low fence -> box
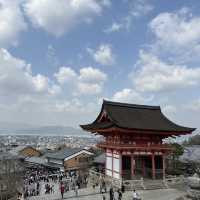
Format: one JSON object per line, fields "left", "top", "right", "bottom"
{"left": 123, "top": 178, "right": 145, "bottom": 190}
{"left": 89, "top": 169, "right": 185, "bottom": 190}
{"left": 164, "top": 175, "right": 185, "bottom": 188}
{"left": 89, "top": 170, "right": 144, "bottom": 190}
{"left": 89, "top": 170, "right": 121, "bottom": 188}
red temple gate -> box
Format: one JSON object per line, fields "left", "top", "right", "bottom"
{"left": 81, "top": 100, "right": 195, "bottom": 180}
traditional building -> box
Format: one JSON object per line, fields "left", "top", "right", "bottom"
{"left": 45, "top": 148, "right": 94, "bottom": 173}
{"left": 9, "top": 145, "right": 41, "bottom": 157}
{"left": 80, "top": 100, "right": 195, "bottom": 180}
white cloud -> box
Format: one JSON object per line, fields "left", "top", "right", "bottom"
{"left": 32, "top": 74, "right": 49, "bottom": 92}
{"left": 0, "top": 48, "right": 55, "bottom": 99}
{"left": 88, "top": 44, "right": 115, "bottom": 66}
{"left": 77, "top": 82, "right": 102, "bottom": 95}
{"left": 0, "top": 49, "right": 102, "bottom": 126}
{"left": 104, "top": 22, "right": 123, "bottom": 33}
{"left": 150, "top": 8, "right": 200, "bottom": 48}
{"left": 131, "top": 51, "right": 200, "bottom": 93}
{"left": 103, "top": 0, "right": 154, "bottom": 34}
{"left": 186, "top": 99, "right": 200, "bottom": 112}
{"left": 129, "top": 0, "right": 154, "bottom": 18}
{"left": 54, "top": 67, "right": 77, "bottom": 84}
{"left": 24, "top": 0, "right": 109, "bottom": 37}
{"left": 54, "top": 66, "right": 107, "bottom": 95}
{"left": 101, "top": 0, "right": 111, "bottom": 7}
{"left": 112, "top": 88, "right": 145, "bottom": 104}
{"left": 162, "top": 105, "right": 177, "bottom": 115}
{"left": 0, "top": 0, "right": 27, "bottom": 47}
{"left": 149, "top": 8, "right": 200, "bottom": 63}
{"left": 79, "top": 67, "right": 107, "bottom": 83}
{"left": 48, "top": 84, "right": 61, "bottom": 96}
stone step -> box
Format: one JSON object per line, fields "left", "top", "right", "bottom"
{"left": 144, "top": 181, "right": 167, "bottom": 190}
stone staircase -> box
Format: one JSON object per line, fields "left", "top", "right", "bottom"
{"left": 144, "top": 179, "right": 168, "bottom": 190}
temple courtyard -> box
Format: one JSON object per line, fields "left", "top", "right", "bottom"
{"left": 27, "top": 186, "right": 188, "bottom": 200}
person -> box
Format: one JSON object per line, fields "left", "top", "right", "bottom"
{"left": 102, "top": 180, "right": 106, "bottom": 193}
{"left": 118, "top": 189, "right": 122, "bottom": 200}
{"left": 121, "top": 183, "right": 125, "bottom": 193}
{"left": 114, "top": 190, "right": 118, "bottom": 200}
{"left": 75, "top": 184, "right": 78, "bottom": 197}
{"left": 60, "top": 182, "right": 65, "bottom": 199}
{"left": 132, "top": 189, "right": 140, "bottom": 200}
{"left": 109, "top": 187, "right": 114, "bottom": 200}
{"left": 102, "top": 194, "right": 106, "bottom": 200}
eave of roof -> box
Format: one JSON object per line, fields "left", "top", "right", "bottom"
{"left": 80, "top": 100, "right": 196, "bottom": 134}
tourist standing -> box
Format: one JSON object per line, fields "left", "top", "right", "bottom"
{"left": 132, "top": 189, "right": 140, "bottom": 200}
{"left": 60, "top": 182, "right": 65, "bottom": 199}
{"left": 109, "top": 187, "right": 114, "bottom": 200}
{"left": 118, "top": 189, "right": 122, "bottom": 200}
{"left": 75, "top": 184, "right": 78, "bottom": 197}
{"left": 121, "top": 183, "right": 125, "bottom": 193}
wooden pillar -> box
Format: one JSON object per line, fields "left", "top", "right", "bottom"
{"left": 151, "top": 154, "right": 156, "bottom": 179}
{"left": 131, "top": 154, "right": 135, "bottom": 179}
{"left": 162, "top": 154, "right": 166, "bottom": 180}
{"left": 142, "top": 157, "right": 145, "bottom": 177}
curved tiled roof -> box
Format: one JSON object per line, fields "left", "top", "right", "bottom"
{"left": 80, "top": 100, "right": 195, "bottom": 134}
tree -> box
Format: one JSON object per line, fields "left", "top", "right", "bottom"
{"left": 183, "top": 134, "right": 200, "bottom": 146}
{"left": 170, "top": 143, "right": 184, "bottom": 170}
{"left": 171, "top": 143, "right": 184, "bottom": 158}
{"left": 0, "top": 153, "right": 23, "bottom": 200}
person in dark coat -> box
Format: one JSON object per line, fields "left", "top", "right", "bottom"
{"left": 121, "top": 183, "right": 125, "bottom": 193}
{"left": 109, "top": 187, "right": 114, "bottom": 200}
{"left": 118, "top": 189, "right": 122, "bottom": 200}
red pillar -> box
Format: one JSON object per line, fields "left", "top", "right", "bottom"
{"left": 162, "top": 154, "right": 166, "bottom": 180}
{"left": 131, "top": 154, "right": 135, "bottom": 179}
{"left": 152, "top": 154, "right": 156, "bottom": 179}
{"left": 142, "top": 157, "right": 145, "bottom": 177}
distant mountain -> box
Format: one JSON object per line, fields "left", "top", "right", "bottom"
{"left": 0, "top": 122, "right": 90, "bottom": 136}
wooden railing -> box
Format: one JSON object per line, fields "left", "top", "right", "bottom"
{"left": 89, "top": 169, "right": 122, "bottom": 188}
{"left": 97, "top": 142, "right": 172, "bottom": 150}
{"left": 88, "top": 169, "right": 145, "bottom": 190}
{"left": 89, "top": 170, "right": 186, "bottom": 190}
{"left": 123, "top": 178, "right": 145, "bottom": 190}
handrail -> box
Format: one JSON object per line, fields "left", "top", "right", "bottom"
{"left": 97, "top": 142, "right": 172, "bottom": 150}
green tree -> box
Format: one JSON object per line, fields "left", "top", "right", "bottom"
{"left": 171, "top": 143, "right": 184, "bottom": 169}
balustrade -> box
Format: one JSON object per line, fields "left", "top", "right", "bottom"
{"left": 98, "top": 141, "right": 172, "bottom": 150}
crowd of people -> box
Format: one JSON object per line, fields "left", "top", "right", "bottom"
{"left": 23, "top": 168, "right": 88, "bottom": 199}
{"left": 22, "top": 168, "right": 141, "bottom": 200}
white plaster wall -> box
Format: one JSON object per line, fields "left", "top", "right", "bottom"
{"left": 106, "top": 156, "right": 112, "bottom": 170}
{"left": 113, "top": 158, "right": 120, "bottom": 172}
{"left": 113, "top": 172, "right": 120, "bottom": 179}
{"left": 106, "top": 169, "right": 112, "bottom": 176}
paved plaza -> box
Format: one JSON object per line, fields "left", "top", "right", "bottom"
{"left": 28, "top": 186, "right": 187, "bottom": 200}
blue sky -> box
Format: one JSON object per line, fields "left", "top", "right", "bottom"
{"left": 1, "top": 0, "right": 200, "bottom": 135}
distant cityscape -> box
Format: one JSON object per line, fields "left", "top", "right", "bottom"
{"left": 0, "top": 134, "right": 99, "bottom": 151}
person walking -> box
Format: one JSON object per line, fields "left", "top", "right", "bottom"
{"left": 75, "top": 184, "right": 78, "bottom": 197}
{"left": 132, "top": 189, "right": 140, "bottom": 200}
{"left": 109, "top": 187, "right": 114, "bottom": 200}
{"left": 60, "top": 182, "right": 65, "bottom": 199}
{"left": 118, "top": 189, "right": 122, "bottom": 200}
{"left": 121, "top": 183, "right": 125, "bottom": 193}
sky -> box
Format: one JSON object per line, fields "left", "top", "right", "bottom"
{"left": 1, "top": 0, "right": 200, "bottom": 133}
